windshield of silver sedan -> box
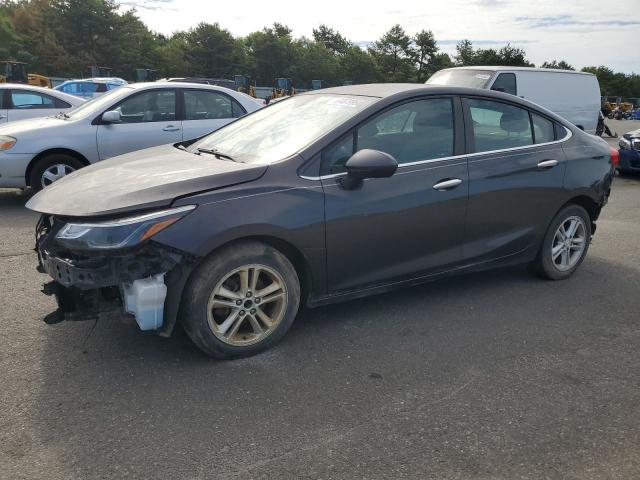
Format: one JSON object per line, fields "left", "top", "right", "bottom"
{"left": 189, "top": 94, "right": 377, "bottom": 164}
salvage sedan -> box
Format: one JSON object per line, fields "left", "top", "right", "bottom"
{"left": 27, "top": 84, "right": 616, "bottom": 359}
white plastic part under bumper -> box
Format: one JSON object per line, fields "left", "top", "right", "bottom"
{"left": 121, "top": 274, "right": 167, "bottom": 331}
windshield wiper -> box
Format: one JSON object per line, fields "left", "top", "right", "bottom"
{"left": 196, "top": 147, "right": 235, "bottom": 161}
{"left": 55, "top": 112, "right": 70, "bottom": 120}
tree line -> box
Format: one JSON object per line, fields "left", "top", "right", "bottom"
{"left": 1, "top": 0, "right": 638, "bottom": 97}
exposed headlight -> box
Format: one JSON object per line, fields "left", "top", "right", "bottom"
{"left": 633, "top": 139, "right": 640, "bottom": 150}
{"left": 55, "top": 205, "right": 195, "bottom": 250}
{"left": 0, "top": 136, "right": 16, "bottom": 151}
{"left": 619, "top": 138, "right": 630, "bottom": 149}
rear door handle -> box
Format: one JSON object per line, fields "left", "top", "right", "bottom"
{"left": 433, "top": 178, "right": 463, "bottom": 191}
{"left": 163, "top": 125, "right": 180, "bottom": 132}
{"left": 537, "top": 159, "right": 559, "bottom": 169}
{"left": 0, "top": 114, "right": 5, "bottom": 119}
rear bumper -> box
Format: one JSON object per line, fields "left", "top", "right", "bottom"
{"left": 0, "top": 151, "right": 33, "bottom": 188}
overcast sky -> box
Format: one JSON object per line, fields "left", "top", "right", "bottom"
{"left": 117, "top": 0, "right": 639, "bottom": 73}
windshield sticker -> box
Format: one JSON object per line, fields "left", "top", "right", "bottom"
{"left": 475, "top": 74, "right": 491, "bottom": 80}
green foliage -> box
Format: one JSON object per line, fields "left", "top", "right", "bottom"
{"left": 541, "top": 60, "right": 575, "bottom": 70}
{"left": 312, "top": 25, "right": 350, "bottom": 55}
{"left": 368, "top": 24, "right": 414, "bottom": 82}
{"left": 582, "top": 66, "right": 640, "bottom": 98}
{"left": 0, "top": 0, "right": 637, "bottom": 96}
{"left": 455, "top": 40, "right": 533, "bottom": 67}
{"left": 413, "top": 29, "right": 437, "bottom": 82}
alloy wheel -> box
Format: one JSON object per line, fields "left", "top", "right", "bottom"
{"left": 207, "top": 264, "right": 288, "bottom": 346}
{"left": 551, "top": 216, "right": 587, "bottom": 272}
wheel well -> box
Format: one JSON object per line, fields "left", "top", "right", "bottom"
{"left": 565, "top": 195, "right": 601, "bottom": 223}
{"left": 25, "top": 148, "right": 90, "bottom": 187}
{"left": 201, "top": 236, "right": 314, "bottom": 305}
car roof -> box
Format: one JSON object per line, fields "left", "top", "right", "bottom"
{"left": 304, "top": 83, "right": 533, "bottom": 99}
{"left": 60, "top": 78, "right": 126, "bottom": 84}
{"left": 309, "top": 83, "right": 427, "bottom": 98}
{"left": 0, "top": 83, "right": 85, "bottom": 102}
{"left": 129, "top": 81, "right": 243, "bottom": 93}
{"left": 441, "top": 66, "right": 594, "bottom": 76}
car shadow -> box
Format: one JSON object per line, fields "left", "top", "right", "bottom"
{"left": 25, "top": 253, "right": 640, "bottom": 478}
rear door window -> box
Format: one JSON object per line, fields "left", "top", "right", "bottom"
{"left": 184, "top": 90, "right": 239, "bottom": 120}
{"left": 10, "top": 91, "right": 56, "bottom": 109}
{"left": 490, "top": 73, "right": 517, "bottom": 95}
{"left": 468, "top": 98, "right": 533, "bottom": 152}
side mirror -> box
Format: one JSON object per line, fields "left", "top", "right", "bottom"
{"left": 341, "top": 149, "right": 398, "bottom": 189}
{"left": 102, "top": 110, "right": 122, "bottom": 124}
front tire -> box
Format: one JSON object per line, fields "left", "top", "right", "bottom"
{"left": 29, "top": 154, "right": 84, "bottom": 191}
{"left": 181, "top": 241, "right": 301, "bottom": 359}
{"left": 530, "top": 204, "right": 591, "bottom": 280}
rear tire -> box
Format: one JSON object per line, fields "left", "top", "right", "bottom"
{"left": 29, "top": 154, "right": 84, "bottom": 191}
{"left": 180, "top": 241, "right": 300, "bottom": 359}
{"left": 530, "top": 204, "right": 591, "bottom": 280}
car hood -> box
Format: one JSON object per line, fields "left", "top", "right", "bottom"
{"left": 0, "top": 116, "right": 70, "bottom": 135}
{"left": 26, "top": 144, "right": 268, "bottom": 217}
{"left": 623, "top": 128, "right": 640, "bottom": 139}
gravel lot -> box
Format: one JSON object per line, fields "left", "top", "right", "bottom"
{"left": 1, "top": 120, "right": 639, "bottom": 480}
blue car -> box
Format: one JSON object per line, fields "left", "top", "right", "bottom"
{"left": 54, "top": 78, "right": 127, "bottom": 99}
{"left": 618, "top": 128, "right": 640, "bottom": 174}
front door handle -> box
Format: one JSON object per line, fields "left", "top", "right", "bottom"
{"left": 537, "top": 159, "right": 559, "bottom": 169}
{"left": 433, "top": 178, "right": 463, "bottom": 191}
{"left": 163, "top": 125, "right": 180, "bottom": 132}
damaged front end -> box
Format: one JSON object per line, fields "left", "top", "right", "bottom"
{"left": 35, "top": 208, "right": 198, "bottom": 336}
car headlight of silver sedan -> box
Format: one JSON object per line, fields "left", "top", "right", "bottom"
{"left": 0, "top": 136, "right": 16, "bottom": 151}
{"left": 55, "top": 205, "right": 195, "bottom": 250}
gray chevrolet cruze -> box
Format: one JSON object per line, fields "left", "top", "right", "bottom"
{"left": 28, "top": 84, "right": 616, "bottom": 358}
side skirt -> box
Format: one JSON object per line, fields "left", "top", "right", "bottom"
{"left": 306, "top": 246, "right": 536, "bottom": 308}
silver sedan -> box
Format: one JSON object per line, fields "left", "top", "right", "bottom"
{"left": 0, "top": 82, "right": 263, "bottom": 190}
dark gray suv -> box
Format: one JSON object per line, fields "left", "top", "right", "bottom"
{"left": 28, "top": 84, "right": 616, "bottom": 358}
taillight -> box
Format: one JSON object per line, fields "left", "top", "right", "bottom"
{"left": 610, "top": 148, "right": 619, "bottom": 168}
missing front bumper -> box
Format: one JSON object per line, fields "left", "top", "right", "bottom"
{"left": 36, "top": 217, "right": 197, "bottom": 334}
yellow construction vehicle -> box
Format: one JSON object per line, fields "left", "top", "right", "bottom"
{"left": 272, "top": 78, "right": 295, "bottom": 99}
{"left": 0, "top": 61, "right": 52, "bottom": 88}
{"left": 27, "top": 73, "right": 52, "bottom": 88}
{"left": 0, "top": 61, "right": 27, "bottom": 84}
{"left": 234, "top": 75, "right": 256, "bottom": 97}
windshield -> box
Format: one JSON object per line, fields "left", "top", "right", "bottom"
{"left": 63, "top": 86, "right": 134, "bottom": 120}
{"left": 190, "top": 94, "right": 377, "bottom": 164}
{"left": 427, "top": 69, "right": 494, "bottom": 89}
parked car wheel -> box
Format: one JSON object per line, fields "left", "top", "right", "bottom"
{"left": 181, "top": 241, "right": 301, "bottom": 359}
{"left": 530, "top": 204, "right": 591, "bottom": 280}
{"left": 30, "top": 154, "right": 84, "bottom": 191}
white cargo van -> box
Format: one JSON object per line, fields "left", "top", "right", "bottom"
{"left": 426, "top": 67, "right": 601, "bottom": 134}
